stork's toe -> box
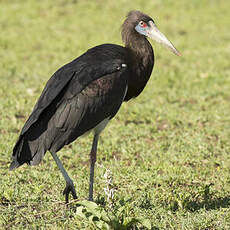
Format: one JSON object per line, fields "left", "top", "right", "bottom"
{"left": 63, "top": 181, "right": 77, "bottom": 203}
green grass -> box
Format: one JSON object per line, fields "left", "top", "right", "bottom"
{"left": 1, "top": 0, "right": 230, "bottom": 229}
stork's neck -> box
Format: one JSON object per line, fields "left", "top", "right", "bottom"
{"left": 126, "top": 37, "right": 153, "bottom": 67}
{"left": 123, "top": 36, "right": 154, "bottom": 101}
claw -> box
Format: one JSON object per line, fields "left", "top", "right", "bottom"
{"left": 63, "top": 182, "right": 77, "bottom": 203}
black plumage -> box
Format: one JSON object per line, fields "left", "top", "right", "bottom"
{"left": 10, "top": 10, "right": 180, "bottom": 202}
{"left": 10, "top": 57, "right": 128, "bottom": 168}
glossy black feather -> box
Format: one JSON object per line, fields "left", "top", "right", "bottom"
{"left": 20, "top": 56, "right": 126, "bottom": 136}
{"left": 10, "top": 10, "right": 156, "bottom": 171}
{"left": 10, "top": 54, "right": 128, "bottom": 169}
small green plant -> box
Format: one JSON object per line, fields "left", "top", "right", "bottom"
{"left": 75, "top": 200, "right": 151, "bottom": 230}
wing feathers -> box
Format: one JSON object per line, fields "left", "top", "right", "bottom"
{"left": 20, "top": 59, "right": 126, "bottom": 136}
{"left": 10, "top": 46, "right": 128, "bottom": 169}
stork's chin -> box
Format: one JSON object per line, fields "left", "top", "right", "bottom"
{"left": 147, "top": 21, "right": 181, "bottom": 56}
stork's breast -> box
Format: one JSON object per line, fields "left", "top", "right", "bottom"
{"left": 81, "top": 73, "right": 124, "bottom": 98}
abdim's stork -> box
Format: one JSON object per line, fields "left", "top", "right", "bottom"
{"left": 10, "top": 10, "right": 180, "bottom": 203}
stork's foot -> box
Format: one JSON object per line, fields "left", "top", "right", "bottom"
{"left": 88, "top": 194, "right": 93, "bottom": 202}
{"left": 63, "top": 181, "right": 77, "bottom": 203}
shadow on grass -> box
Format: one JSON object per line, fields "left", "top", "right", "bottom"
{"left": 184, "top": 196, "right": 230, "bottom": 212}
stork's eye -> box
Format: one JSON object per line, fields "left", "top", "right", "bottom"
{"left": 139, "top": 21, "right": 147, "bottom": 28}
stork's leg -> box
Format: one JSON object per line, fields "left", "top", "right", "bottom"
{"left": 89, "top": 134, "right": 99, "bottom": 201}
{"left": 50, "top": 151, "right": 77, "bottom": 203}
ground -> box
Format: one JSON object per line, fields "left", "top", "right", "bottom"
{"left": 1, "top": 0, "right": 230, "bottom": 229}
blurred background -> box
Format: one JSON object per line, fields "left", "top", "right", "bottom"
{"left": 0, "top": 0, "right": 230, "bottom": 229}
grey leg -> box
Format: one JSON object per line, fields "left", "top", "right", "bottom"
{"left": 89, "top": 134, "right": 99, "bottom": 201}
{"left": 50, "top": 151, "right": 77, "bottom": 203}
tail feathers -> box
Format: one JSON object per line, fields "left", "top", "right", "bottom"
{"left": 9, "top": 136, "right": 26, "bottom": 170}
{"left": 9, "top": 135, "right": 45, "bottom": 170}
{"left": 9, "top": 160, "right": 21, "bottom": 171}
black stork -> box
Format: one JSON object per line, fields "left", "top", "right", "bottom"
{"left": 10, "top": 10, "right": 180, "bottom": 203}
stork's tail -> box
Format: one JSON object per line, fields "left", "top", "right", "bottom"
{"left": 9, "top": 136, "right": 26, "bottom": 170}
{"left": 9, "top": 159, "right": 21, "bottom": 170}
{"left": 9, "top": 135, "right": 45, "bottom": 170}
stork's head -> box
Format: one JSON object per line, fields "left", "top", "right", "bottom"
{"left": 122, "top": 10, "right": 181, "bottom": 56}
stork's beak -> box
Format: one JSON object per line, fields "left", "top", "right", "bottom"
{"left": 147, "top": 21, "right": 181, "bottom": 56}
